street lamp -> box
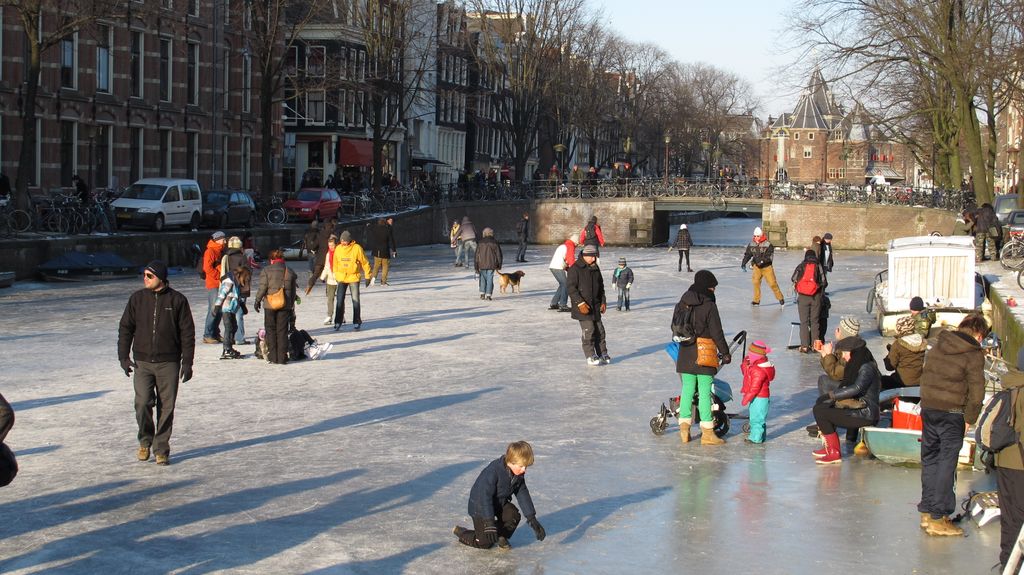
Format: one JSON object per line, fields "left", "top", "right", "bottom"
{"left": 553, "top": 143, "right": 567, "bottom": 181}
{"left": 701, "top": 139, "right": 710, "bottom": 180}
{"left": 663, "top": 133, "right": 671, "bottom": 184}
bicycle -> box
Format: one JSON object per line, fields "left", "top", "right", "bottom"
{"left": 1000, "top": 231, "right": 1024, "bottom": 270}
{"left": 0, "top": 198, "right": 31, "bottom": 236}
{"left": 259, "top": 195, "right": 287, "bottom": 225}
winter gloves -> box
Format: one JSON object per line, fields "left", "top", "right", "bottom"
{"left": 180, "top": 365, "right": 193, "bottom": 383}
{"left": 740, "top": 265, "right": 748, "bottom": 272}
{"left": 120, "top": 358, "right": 136, "bottom": 377}
{"left": 254, "top": 301, "right": 262, "bottom": 313}
{"left": 527, "top": 515, "right": 546, "bottom": 541}
{"left": 479, "top": 519, "right": 498, "bottom": 546}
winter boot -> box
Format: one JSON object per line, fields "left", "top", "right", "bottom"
{"left": 815, "top": 432, "right": 842, "bottom": 464}
{"left": 920, "top": 513, "right": 931, "bottom": 530}
{"left": 679, "top": 419, "right": 691, "bottom": 443}
{"left": 812, "top": 434, "right": 829, "bottom": 459}
{"left": 700, "top": 421, "right": 726, "bottom": 445}
{"left": 925, "top": 516, "right": 964, "bottom": 537}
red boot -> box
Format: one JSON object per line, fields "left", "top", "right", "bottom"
{"left": 815, "top": 433, "right": 842, "bottom": 465}
{"left": 811, "top": 434, "right": 828, "bottom": 459}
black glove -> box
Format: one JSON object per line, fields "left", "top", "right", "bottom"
{"left": 816, "top": 393, "right": 834, "bottom": 405}
{"left": 254, "top": 301, "right": 262, "bottom": 313}
{"left": 479, "top": 519, "right": 498, "bottom": 546}
{"left": 120, "top": 358, "right": 136, "bottom": 377}
{"left": 527, "top": 515, "right": 546, "bottom": 541}
{"left": 180, "top": 365, "right": 193, "bottom": 383}
{"left": 720, "top": 354, "right": 731, "bottom": 366}
{"left": 241, "top": 301, "right": 249, "bottom": 315}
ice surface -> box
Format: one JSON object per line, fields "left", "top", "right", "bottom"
{"left": 0, "top": 218, "right": 1004, "bottom": 573}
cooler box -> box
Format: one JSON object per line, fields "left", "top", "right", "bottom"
{"left": 892, "top": 399, "right": 923, "bottom": 431}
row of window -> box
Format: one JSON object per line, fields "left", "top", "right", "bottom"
{"left": 438, "top": 91, "right": 466, "bottom": 125}
{"left": 130, "top": 0, "right": 254, "bottom": 28}
{"left": 438, "top": 53, "right": 468, "bottom": 86}
{"left": 57, "top": 25, "right": 251, "bottom": 111}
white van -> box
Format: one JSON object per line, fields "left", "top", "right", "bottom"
{"left": 112, "top": 178, "right": 203, "bottom": 231}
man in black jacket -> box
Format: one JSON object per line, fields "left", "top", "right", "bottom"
{"left": 515, "top": 212, "right": 529, "bottom": 262}
{"left": 567, "top": 244, "right": 609, "bottom": 365}
{"left": 368, "top": 218, "right": 397, "bottom": 286}
{"left": 117, "top": 261, "right": 195, "bottom": 466}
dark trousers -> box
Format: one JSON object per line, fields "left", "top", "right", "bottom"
{"left": 579, "top": 318, "right": 607, "bottom": 358}
{"left": 457, "top": 502, "right": 521, "bottom": 548}
{"left": 812, "top": 401, "right": 873, "bottom": 436}
{"left": 999, "top": 466, "right": 1024, "bottom": 568}
{"left": 678, "top": 249, "right": 690, "bottom": 271}
{"left": 880, "top": 372, "right": 905, "bottom": 391}
{"left": 918, "top": 408, "right": 965, "bottom": 518}
{"left": 265, "top": 308, "right": 290, "bottom": 364}
{"left": 335, "top": 281, "right": 362, "bottom": 325}
{"left": 222, "top": 313, "right": 237, "bottom": 353}
{"left": 796, "top": 292, "right": 822, "bottom": 347}
{"left": 133, "top": 360, "right": 181, "bottom": 456}
{"left": 516, "top": 239, "right": 527, "bottom": 261}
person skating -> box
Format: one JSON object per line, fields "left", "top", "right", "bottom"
{"left": 918, "top": 313, "right": 987, "bottom": 536}
{"left": 213, "top": 266, "right": 251, "bottom": 359}
{"left": 458, "top": 216, "right": 478, "bottom": 269}
{"left": 219, "top": 236, "right": 251, "bottom": 345}
{"left": 740, "top": 226, "right": 785, "bottom": 306}
{"left": 117, "top": 261, "right": 195, "bottom": 465}
{"left": 331, "top": 230, "right": 371, "bottom": 331}
{"left": 671, "top": 269, "right": 731, "bottom": 445}
{"left": 475, "top": 227, "right": 502, "bottom": 300}
{"left": 547, "top": 233, "right": 577, "bottom": 312}
{"left": 741, "top": 340, "right": 775, "bottom": 444}
{"left": 567, "top": 244, "right": 609, "bottom": 365}
{"left": 611, "top": 257, "right": 634, "bottom": 311}
{"left": 316, "top": 235, "right": 338, "bottom": 324}
{"left": 791, "top": 249, "right": 826, "bottom": 353}
{"left": 515, "top": 211, "right": 530, "bottom": 262}
{"left": 453, "top": 441, "right": 545, "bottom": 550}
{"left": 254, "top": 249, "right": 298, "bottom": 364}
{"left": 671, "top": 223, "right": 693, "bottom": 272}
{"left": 368, "top": 218, "right": 397, "bottom": 286}
{"left": 201, "top": 231, "right": 227, "bottom": 343}
{"left": 578, "top": 215, "right": 605, "bottom": 257}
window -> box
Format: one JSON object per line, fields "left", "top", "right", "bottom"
{"left": 243, "top": 0, "right": 252, "bottom": 30}
{"left": 130, "top": 127, "right": 142, "bottom": 182}
{"left": 242, "top": 52, "right": 251, "bottom": 112}
{"left": 96, "top": 124, "right": 110, "bottom": 187}
{"left": 808, "top": 132, "right": 815, "bottom": 141}
{"left": 793, "top": 132, "right": 800, "bottom": 140}
{"left": 306, "top": 45, "right": 325, "bottom": 77}
{"left": 159, "top": 38, "right": 172, "bottom": 101}
{"left": 61, "top": 32, "right": 77, "bottom": 89}
{"left": 188, "top": 0, "right": 198, "bottom": 16}
{"left": 221, "top": 135, "right": 230, "bottom": 187}
{"left": 242, "top": 137, "right": 251, "bottom": 189}
{"left": 286, "top": 45, "right": 298, "bottom": 77}
{"left": 96, "top": 25, "right": 112, "bottom": 93}
{"left": 130, "top": 31, "right": 143, "bottom": 98}
{"left": 827, "top": 167, "right": 845, "bottom": 179}
{"left": 307, "top": 90, "right": 325, "bottom": 124}
{"left": 187, "top": 132, "right": 198, "bottom": 179}
{"left": 60, "top": 121, "right": 76, "bottom": 186}
{"left": 160, "top": 129, "right": 172, "bottom": 176}
{"left": 803, "top": 146, "right": 812, "bottom": 159}
{"left": 31, "top": 119, "right": 40, "bottom": 186}
{"left": 162, "top": 0, "right": 173, "bottom": 8}
{"left": 222, "top": 47, "right": 230, "bottom": 110}
{"left": 187, "top": 42, "right": 199, "bottom": 105}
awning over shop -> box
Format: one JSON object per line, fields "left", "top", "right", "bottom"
{"left": 338, "top": 139, "right": 373, "bottom": 167}
{"left": 866, "top": 166, "right": 904, "bottom": 181}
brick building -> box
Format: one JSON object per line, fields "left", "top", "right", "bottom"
{"left": 0, "top": 1, "right": 265, "bottom": 197}
{"left": 760, "top": 70, "right": 912, "bottom": 186}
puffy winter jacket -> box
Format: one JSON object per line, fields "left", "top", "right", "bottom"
{"left": 741, "top": 360, "right": 775, "bottom": 405}
{"left": 255, "top": 261, "right": 297, "bottom": 310}
{"left": 332, "top": 243, "right": 371, "bottom": 284}
{"left": 117, "top": 285, "right": 196, "bottom": 367}
{"left": 567, "top": 258, "right": 605, "bottom": 320}
{"left": 883, "top": 333, "right": 927, "bottom": 387}
{"left": 832, "top": 360, "right": 882, "bottom": 423}
{"left": 672, "top": 288, "right": 729, "bottom": 377}
{"left": 468, "top": 456, "right": 537, "bottom": 520}
{"left": 475, "top": 236, "right": 503, "bottom": 272}
{"left": 741, "top": 240, "right": 775, "bottom": 269}
{"left": 994, "top": 368, "right": 1024, "bottom": 470}
{"left": 203, "top": 239, "right": 224, "bottom": 289}
{"left": 920, "top": 329, "right": 986, "bottom": 424}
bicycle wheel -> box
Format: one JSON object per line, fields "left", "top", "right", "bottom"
{"left": 266, "top": 208, "right": 287, "bottom": 225}
{"left": 8, "top": 209, "right": 31, "bottom": 233}
{"left": 999, "top": 241, "right": 1024, "bottom": 270}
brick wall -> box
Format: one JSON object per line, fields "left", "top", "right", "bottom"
{"left": 764, "top": 201, "right": 956, "bottom": 250}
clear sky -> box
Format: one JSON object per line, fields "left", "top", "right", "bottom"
{"left": 594, "top": 0, "right": 805, "bottom": 119}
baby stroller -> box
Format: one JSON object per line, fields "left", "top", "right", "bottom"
{"left": 649, "top": 331, "right": 748, "bottom": 438}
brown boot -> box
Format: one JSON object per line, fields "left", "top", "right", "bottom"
{"left": 679, "top": 419, "right": 691, "bottom": 443}
{"left": 700, "top": 422, "right": 726, "bottom": 445}
{"left": 925, "top": 516, "right": 964, "bottom": 537}
{"left": 920, "top": 513, "right": 931, "bottom": 530}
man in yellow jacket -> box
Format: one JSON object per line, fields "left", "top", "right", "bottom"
{"left": 332, "top": 230, "right": 371, "bottom": 331}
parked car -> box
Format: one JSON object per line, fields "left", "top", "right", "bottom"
{"left": 201, "top": 190, "right": 257, "bottom": 228}
{"left": 1002, "top": 209, "right": 1024, "bottom": 235}
{"left": 112, "top": 178, "right": 203, "bottom": 231}
{"left": 282, "top": 188, "right": 342, "bottom": 222}
{"left": 995, "top": 194, "right": 1020, "bottom": 224}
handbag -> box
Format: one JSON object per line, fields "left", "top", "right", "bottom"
{"left": 265, "top": 269, "right": 290, "bottom": 311}
{"left": 696, "top": 337, "right": 719, "bottom": 369}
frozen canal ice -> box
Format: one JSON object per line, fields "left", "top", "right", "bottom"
{"left": 0, "top": 217, "right": 1004, "bottom": 573}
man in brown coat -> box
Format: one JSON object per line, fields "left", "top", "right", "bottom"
{"left": 881, "top": 333, "right": 927, "bottom": 390}
{"left": 918, "top": 313, "right": 987, "bottom": 537}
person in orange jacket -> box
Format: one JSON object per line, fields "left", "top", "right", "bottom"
{"left": 202, "top": 231, "right": 227, "bottom": 343}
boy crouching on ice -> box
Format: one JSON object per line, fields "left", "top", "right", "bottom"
{"left": 741, "top": 340, "right": 775, "bottom": 443}
{"left": 454, "top": 441, "right": 546, "bottom": 550}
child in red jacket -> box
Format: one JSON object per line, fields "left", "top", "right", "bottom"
{"left": 741, "top": 340, "right": 775, "bottom": 443}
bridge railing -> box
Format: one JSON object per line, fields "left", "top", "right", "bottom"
{"left": 441, "top": 180, "right": 973, "bottom": 212}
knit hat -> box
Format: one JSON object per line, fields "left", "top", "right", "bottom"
{"left": 339, "top": 230, "right": 352, "bottom": 243}
{"left": 909, "top": 296, "right": 925, "bottom": 311}
{"left": 569, "top": 233, "right": 580, "bottom": 244}
{"left": 228, "top": 236, "right": 242, "bottom": 249}
{"left": 748, "top": 340, "right": 772, "bottom": 357}
{"left": 838, "top": 316, "right": 860, "bottom": 339}
{"left": 835, "top": 336, "right": 866, "bottom": 352}
{"left": 618, "top": 257, "right": 626, "bottom": 265}
{"left": 693, "top": 269, "right": 718, "bottom": 290}
{"left": 679, "top": 224, "right": 687, "bottom": 229}
{"left": 145, "top": 260, "right": 168, "bottom": 282}
{"left": 212, "top": 231, "right": 226, "bottom": 241}
{"left": 753, "top": 226, "right": 763, "bottom": 237}
{"left": 581, "top": 244, "right": 599, "bottom": 256}
{"left": 823, "top": 232, "right": 833, "bottom": 240}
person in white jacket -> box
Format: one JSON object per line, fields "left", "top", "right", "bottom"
{"left": 318, "top": 235, "right": 338, "bottom": 324}
{"left": 547, "top": 233, "right": 578, "bottom": 312}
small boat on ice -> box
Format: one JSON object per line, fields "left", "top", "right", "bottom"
{"left": 37, "top": 252, "right": 138, "bottom": 281}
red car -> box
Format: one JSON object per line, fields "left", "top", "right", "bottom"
{"left": 283, "top": 188, "right": 343, "bottom": 221}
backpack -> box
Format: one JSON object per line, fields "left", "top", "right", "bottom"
{"left": 975, "top": 388, "right": 1022, "bottom": 473}
{"left": 795, "top": 262, "right": 820, "bottom": 296}
{"left": 671, "top": 304, "right": 697, "bottom": 345}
